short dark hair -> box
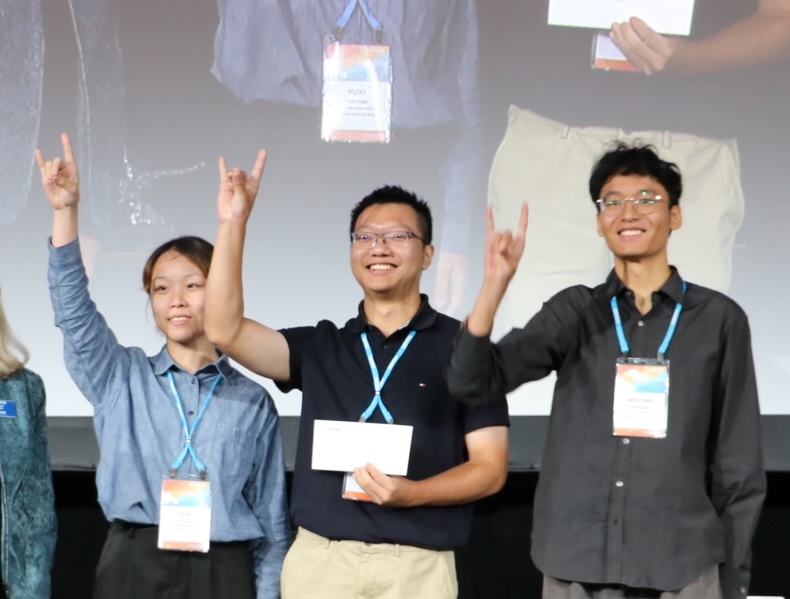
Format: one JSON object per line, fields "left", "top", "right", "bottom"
{"left": 589, "top": 142, "right": 682, "bottom": 208}
{"left": 349, "top": 185, "right": 433, "bottom": 244}
{"left": 142, "top": 236, "right": 214, "bottom": 294}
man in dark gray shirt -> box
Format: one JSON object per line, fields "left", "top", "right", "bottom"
{"left": 447, "top": 143, "right": 765, "bottom": 599}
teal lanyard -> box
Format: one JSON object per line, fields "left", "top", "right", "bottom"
{"left": 166, "top": 371, "right": 221, "bottom": 479}
{"left": 334, "top": 0, "right": 383, "bottom": 42}
{"left": 610, "top": 280, "right": 687, "bottom": 361}
{"left": 359, "top": 330, "right": 416, "bottom": 423}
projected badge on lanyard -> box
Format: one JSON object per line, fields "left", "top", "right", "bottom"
{"left": 321, "top": 0, "right": 392, "bottom": 143}
{"left": 610, "top": 281, "right": 686, "bottom": 439}
{"left": 157, "top": 372, "right": 220, "bottom": 552}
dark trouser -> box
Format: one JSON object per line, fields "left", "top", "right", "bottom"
{"left": 543, "top": 566, "right": 722, "bottom": 599}
{"left": 92, "top": 520, "right": 256, "bottom": 599}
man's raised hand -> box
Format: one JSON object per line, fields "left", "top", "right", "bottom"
{"left": 484, "top": 202, "right": 529, "bottom": 293}
{"left": 217, "top": 149, "right": 267, "bottom": 224}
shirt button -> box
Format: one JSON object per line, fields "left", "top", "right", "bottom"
{"left": 637, "top": 320, "right": 644, "bottom": 327}
{"left": 188, "top": 410, "right": 195, "bottom": 416}
{"left": 615, "top": 481, "right": 624, "bottom": 488}
{"left": 622, "top": 438, "right": 630, "bottom": 445}
{"left": 191, "top": 378, "right": 197, "bottom": 385}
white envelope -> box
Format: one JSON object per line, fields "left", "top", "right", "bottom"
{"left": 548, "top": 0, "right": 696, "bottom": 36}
{"left": 311, "top": 419, "right": 413, "bottom": 475}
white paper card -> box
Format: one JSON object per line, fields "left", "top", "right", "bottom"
{"left": 548, "top": 0, "right": 696, "bottom": 36}
{"left": 312, "top": 419, "right": 413, "bottom": 475}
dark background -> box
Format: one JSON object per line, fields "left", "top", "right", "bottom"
{"left": 50, "top": 417, "right": 790, "bottom": 598}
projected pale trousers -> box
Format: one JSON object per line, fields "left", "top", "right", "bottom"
{"left": 487, "top": 106, "right": 744, "bottom": 414}
{"left": 490, "top": 105, "right": 744, "bottom": 334}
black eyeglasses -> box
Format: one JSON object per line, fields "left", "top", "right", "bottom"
{"left": 350, "top": 231, "right": 425, "bottom": 247}
{"left": 596, "top": 193, "right": 666, "bottom": 215}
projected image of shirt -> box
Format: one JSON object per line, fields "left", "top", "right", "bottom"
{"left": 211, "top": 0, "right": 481, "bottom": 256}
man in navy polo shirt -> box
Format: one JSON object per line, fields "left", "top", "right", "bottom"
{"left": 204, "top": 150, "right": 509, "bottom": 599}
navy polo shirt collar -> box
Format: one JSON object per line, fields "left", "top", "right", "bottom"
{"left": 346, "top": 293, "right": 438, "bottom": 335}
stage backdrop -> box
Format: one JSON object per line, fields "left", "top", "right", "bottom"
{"left": 2, "top": 0, "right": 787, "bottom": 425}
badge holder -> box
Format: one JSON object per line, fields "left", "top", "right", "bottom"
{"left": 158, "top": 473, "right": 212, "bottom": 552}
{"left": 157, "top": 371, "right": 220, "bottom": 552}
{"left": 339, "top": 330, "right": 416, "bottom": 501}
{"left": 609, "top": 281, "right": 686, "bottom": 439}
{"left": 613, "top": 357, "right": 669, "bottom": 438}
{"left": 591, "top": 32, "right": 637, "bottom": 72}
{"left": 342, "top": 473, "right": 374, "bottom": 502}
{"left": 321, "top": 0, "right": 392, "bottom": 143}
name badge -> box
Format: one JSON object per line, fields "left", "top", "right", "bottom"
{"left": 321, "top": 41, "right": 392, "bottom": 143}
{"left": 158, "top": 478, "right": 212, "bottom": 552}
{"left": 613, "top": 358, "right": 669, "bottom": 438}
{"left": 342, "top": 473, "right": 374, "bottom": 502}
{"left": 0, "top": 401, "right": 17, "bottom": 418}
{"left": 591, "top": 32, "right": 637, "bottom": 72}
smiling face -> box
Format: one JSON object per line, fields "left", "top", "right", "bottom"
{"left": 350, "top": 202, "right": 434, "bottom": 301}
{"left": 597, "top": 174, "right": 682, "bottom": 267}
{"left": 149, "top": 249, "right": 209, "bottom": 349}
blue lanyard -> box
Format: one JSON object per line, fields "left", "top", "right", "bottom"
{"left": 166, "top": 371, "right": 221, "bottom": 479}
{"left": 610, "top": 280, "right": 687, "bottom": 361}
{"left": 359, "top": 330, "right": 416, "bottom": 423}
{"left": 334, "top": 0, "right": 383, "bottom": 42}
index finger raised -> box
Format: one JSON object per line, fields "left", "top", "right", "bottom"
{"left": 517, "top": 202, "right": 529, "bottom": 239}
{"left": 61, "top": 132, "right": 77, "bottom": 167}
{"left": 249, "top": 149, "right": 267, "bottom": 184}
{"left": 486, "top": 204, "right": 496, "bottom": 237}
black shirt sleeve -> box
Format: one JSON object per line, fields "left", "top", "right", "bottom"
{"left": 709, "top": 305, "right": 766, "bottom": 599}
{"left": 448, "top": 287, "right": 589, "bottom": 404}
{"left": 276, "top": 325, "right": 319, "bottom": 393}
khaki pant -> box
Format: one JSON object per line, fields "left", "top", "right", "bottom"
{"left": 489, "top": 106, "right": 744, "bottom": 414}
{"left": 281, "top": 527, "right": 458, "bottom": 599}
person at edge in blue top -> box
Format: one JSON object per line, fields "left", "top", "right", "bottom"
{"left": 203, "top": 149, "right": 510, "bottom": 599}
{"left": 0, "top": 289, "right": 57, "bottom": 598}
{"left": 447, "top": 143, "right": 765, "bottom": 599}
{"left": 37, "top": 133, "right": 289, "bottom": 599}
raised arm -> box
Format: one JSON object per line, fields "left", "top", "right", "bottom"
{"left": 204, "top": 150, "right": 291, "bottom": 381}
{"left": 39, "top": 134, "right": 131, "bottom": 407}
{"left": 466, "top": 203, "right": 528, "bottom": 336}
{"left": 611, "top": 0, "right": 790, "bottom": 75}
{"left": 36, "top": 133, "right": 79, "bottom": 246}
{"left": 352, "top": 425, "right": 508, "bottom": 507}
